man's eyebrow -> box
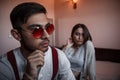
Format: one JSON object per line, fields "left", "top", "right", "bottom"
{"left": 27, "top": 24, "right": 42, "bottom": 28}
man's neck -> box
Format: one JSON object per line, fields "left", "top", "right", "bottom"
{"left": 20, "top": 47, "right": 31, "bottom": 59}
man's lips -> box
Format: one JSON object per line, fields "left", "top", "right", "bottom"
{"left": 39, "top": 39, "right": 49, "bottom": 48}
{"left": 42, "top": 42, "right": 49, "bottom": 47}
{"left": 41, "top": 40, "right": 49, "bottom": 47}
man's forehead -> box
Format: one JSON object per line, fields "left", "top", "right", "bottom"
{"left": 27, "top": 13, "right": 48, "bottom": 22}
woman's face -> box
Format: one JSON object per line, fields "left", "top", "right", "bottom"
{"left": 72, "top": 27, "right": 84, "bottom": 46}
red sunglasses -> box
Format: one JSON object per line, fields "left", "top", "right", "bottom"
{"left": 20, "top": 23, "right": 54, "bottom": 38}
{"left": 32, "top": 23, "right": 54, "bottom": 38}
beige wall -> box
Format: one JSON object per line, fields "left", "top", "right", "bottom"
{"left": 0, "top": 0, "right": 120, "bottom": 54}
{"left": 0, "top": 0, "right": 54, "bottom": 54}
{"left": 54, "top": 0, "right": 120, "bottom": 49}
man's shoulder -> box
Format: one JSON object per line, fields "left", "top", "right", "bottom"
{"left": 53, "top": 47, "right": 65, "bottom": 55}
{"left": 0, "top": 50, "right": 12, "bottom": 64}
{"left": 52, "top": 47, "right": 69, "bottom": 62}
{"left": 0, "top": 53, "right": 8, "bottom": 62}
{"left": 0, "top": 48, "right": 20, "bottom": 63}
{"left": 50, "top": 46, "right": 67, "bottom": 59}
{"left": 0, "top": 50, "right": 15, "bottom": 80}
{"left": 0, "top": 50, "right": 12, "bottom": 71}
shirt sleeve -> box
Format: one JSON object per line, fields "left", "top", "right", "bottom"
{"left": 0, "top": 55, "right": 15, "bottom": 80}
{"left": 86, "top": 41, "right": 96, "bottom": 80}
{"left": 56, "top": 49, "right": 76, "bottom": 80}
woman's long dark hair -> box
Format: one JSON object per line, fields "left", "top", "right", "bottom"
{"left": 71, "top": 23, "right": 92, "bottom": 44}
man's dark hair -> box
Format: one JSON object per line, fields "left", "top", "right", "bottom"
{"left": 10, "top": 2, "right": 47, "bottom": 29}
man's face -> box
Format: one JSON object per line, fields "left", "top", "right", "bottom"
{"left": 20, "top": 13, "right": 52, "bottom": 52}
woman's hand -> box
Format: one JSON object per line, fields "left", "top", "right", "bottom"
{"left": 66, "top": 38, "right": 73, "bottom": 48}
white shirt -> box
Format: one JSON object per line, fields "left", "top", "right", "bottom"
{"left": 65, "top": 46, "right": 85, "bottom": 72}
{"left": 0, "top": 46, "right": 75, "bottom": 80}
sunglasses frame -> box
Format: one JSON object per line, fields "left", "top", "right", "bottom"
{"left": 16, "top": 23, "right": 54, "bottom": 38}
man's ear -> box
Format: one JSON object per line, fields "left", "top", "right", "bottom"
{"left": 11, "top": 29, "right": 21, "bottom": 41}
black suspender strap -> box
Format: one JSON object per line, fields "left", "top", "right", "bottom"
{"left": 7, "top": 50, "right": 20, "bottom": 80}
{"left": 51, "top": 47, "right": 58, "bottom": 80}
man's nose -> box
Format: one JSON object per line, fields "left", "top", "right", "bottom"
{"left": 42, "top": 29, "right": 50, "bottom": 39}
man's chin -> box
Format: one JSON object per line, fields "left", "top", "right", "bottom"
{"left": 40, "top": 46, "right": 49, "bottom": 52}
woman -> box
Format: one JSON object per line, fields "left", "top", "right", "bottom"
{"left": 62, "top": 23, "right": 96, "bottom": 80}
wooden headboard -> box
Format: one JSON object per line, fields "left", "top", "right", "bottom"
{"left": 95, "top": 48, "right": 120, "bottom": 63}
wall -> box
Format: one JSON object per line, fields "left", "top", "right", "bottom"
{"left": 54, "top": 0, "right": 120, "bottom": 49}
{"left": 0, "top": 0, "right": 54, "bottom": 55}
{"left": 0, "top": 0, "right": 120, "bottom": 55}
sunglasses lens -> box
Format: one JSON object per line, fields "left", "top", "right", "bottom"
{"left": 32, "top": 28, "right": 43, "bottom": 38}
{"left": 32, "top": 24, "right": 54, "bottom": 38}
{"left": 46, "top": 24, "right": 54, "bottom": 34}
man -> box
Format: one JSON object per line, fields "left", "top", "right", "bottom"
{"left": 0, "top": 2, "right": 75, "bottom": 80}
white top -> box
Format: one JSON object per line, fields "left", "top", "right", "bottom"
{"left": 0, "top": 46, "right": 75, "bottom": 80}
{"left": 64, "top": 45, "right": 84, "bottom": 72}
{"left": 63, "top": 40, "right": 96, "bottom": 80}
